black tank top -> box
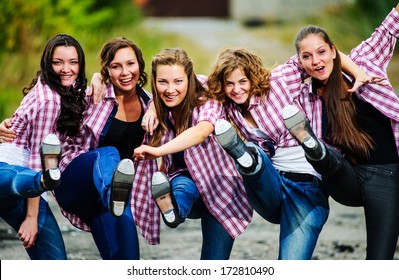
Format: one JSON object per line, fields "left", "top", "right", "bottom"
{"left": 353, "top": 94, "right": 398, "bottom": 164}
{"left": 102, "top": 117, "right": 145, "bottom": 159}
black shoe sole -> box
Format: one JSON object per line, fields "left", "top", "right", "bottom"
{"left": 152, "top": 172, "right": 180, "bottom": 228}
{"left": 110, "top": 159, "right": 135, "bottom": 217}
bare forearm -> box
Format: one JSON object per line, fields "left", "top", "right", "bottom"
{"left": 157, "top": 121, "right": 214, "bottom": 156}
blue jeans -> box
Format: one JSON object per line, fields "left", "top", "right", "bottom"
{"left": 54, "top": 146, "right": 139, "bottom": 260}
{"left": 170, "top": 174, "right": 234, "bottom": 260}
{"left": 0, "top": 162, "right": 45, "bottom": 198}
{"left": 240, "top": 143, "right": 329, "bottom": 260}
{"left": 308, "top": 146, "right": 399, "bottom": 259}
{"left": 0, "top": 195, "right": 67, "bottom": 259}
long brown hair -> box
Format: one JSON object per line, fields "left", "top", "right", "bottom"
{"left": 23, "top": 34, "right": 87, "bottom": 137}
{"left": 207, "top": 48, "right": 272, "bottom": 104}
{"left": 149, "top": 48, "right": 208, "bottom": 147}
{"left": 295, "top": 26, "right": 374, "bottom": 164}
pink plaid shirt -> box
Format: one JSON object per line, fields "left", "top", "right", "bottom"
{"left": 57, "top": 83, "right": 152, "bottom": 232}
{"left": 9, "top": 78, "right": 61, "bottom": 171}
{"left": 227, "top": 8, "right": 399, "bottom": 164}
{"left": 130, "top": 99, "right": 253, "bottom": 245}
{"left": 287, "top": 7, "right": 399, "bottom": 155}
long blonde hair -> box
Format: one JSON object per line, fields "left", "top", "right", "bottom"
{"left": 149, "top": 48, "right": 209, "bottom": 147}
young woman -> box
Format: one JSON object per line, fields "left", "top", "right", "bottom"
{"left": 51, "top": 37, "right": 154, "bottom": 260}
{"left": 0, "top": 33, "right": 89, "bottom": 259}
{"left": 208, "top": 48, "right": 329, "bottom": 260}
{"left": 282, "top": 4, "right": 399, "bottom": 259}
{"left": 206, "top": 29, "right": 381, "bottom": 259}
{"left": 132, "top": 48, "right": 252, "bottom": 260}
{"left": 1, "top": 37, "right": 152, "bottom": 259}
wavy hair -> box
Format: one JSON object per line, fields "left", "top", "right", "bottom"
{"left": 206, "top": 48, "right": 272, "bottom": 104}
{"left": 23, "top": 34, "right": 87, "bottom": 137}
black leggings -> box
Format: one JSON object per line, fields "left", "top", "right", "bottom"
{"left": 308, "top": 146, "right": 399, "bottom": 260}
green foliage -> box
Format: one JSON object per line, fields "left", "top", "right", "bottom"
{"left": 0, "top": 0, "right": 142, "bottom": 53}
{"left": 355, "top": 0, "right": 398, "bottom": 28}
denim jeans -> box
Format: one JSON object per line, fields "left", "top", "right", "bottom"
{"left": 0, "top": 162, "right": 45, "bottom": 198}
{"left": 54, "top": 146, "right": 139, "bottom": 260}
{"left": 0, "top": 195, "right": 67, "bottom": 259}
{"left": 170, "top": 174, "right": 234, "bottom": 260}
{"left": 240, "top": 143, "right": 329, "bottom": 260}
{"left": 308, "top": 146, "right": 399, "bottom": 259}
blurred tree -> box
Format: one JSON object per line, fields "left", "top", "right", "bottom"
{"left": 0, "top": 0, "right": 142, "bottom": 54}
{"left": 355, "top": 0, "right": 397, "bottom": 28}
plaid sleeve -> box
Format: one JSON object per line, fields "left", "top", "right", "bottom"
{"left": 192, "top": 99, "right": 224, "bottom": 126}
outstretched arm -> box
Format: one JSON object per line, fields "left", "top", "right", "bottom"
{"left": 134, "top": 120, "right": 214, "bottom": 160}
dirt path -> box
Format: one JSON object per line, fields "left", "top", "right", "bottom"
{"left": 0, "top": 194, "right": 375, "bottom": 260}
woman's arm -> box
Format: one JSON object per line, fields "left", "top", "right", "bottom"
{"left": 18, "top": 197, "right": 40, "bottom": 249}
{"left": 340, "top": 51, "right": 386, "bottom": 92}
{"left": 134, "top": 120, "right": 214, "bottom": 160}
{"left": 141, "top": 102, "right": 159, "bottom": 136}
{"left": 86, "top": 72, "right": 107, "bottom": 104}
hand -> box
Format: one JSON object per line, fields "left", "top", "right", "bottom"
{"left": 134, "top": 145, "right": 160, "bottom": 161}
{"left": 348, "top": 74, "right": 388, "bottom": 93}
{"left": 141, "top": 110, "right": 159, "bottom": 136}
{"left": 86, "top": 72, "right": 107, "bottom": 104}
{"left": 0, "top": 118, "right": 16, "bottom": 143}
{"left": 18, "top": 217, "right": 38, "bottom": 250}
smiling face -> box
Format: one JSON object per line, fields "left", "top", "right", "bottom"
{"left": 224, "top": 68, "right": 251, "bottom": 105}
{"left": 107, "top": 47, "right": 140, "bottom": 95}
{"left": 51, "top": 46, "right": 79, "bottom": 87}
{"left": 297, "top": 34, "right": 336, "bottom": 84}
{"left": 155, "top": 64, "right": 188, "bottom": 109}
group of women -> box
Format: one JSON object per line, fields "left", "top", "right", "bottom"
{"left": 0, "top": 3, "right": 398, "bottom": 260}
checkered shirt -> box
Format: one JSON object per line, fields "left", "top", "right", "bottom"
{"left": 9, "top": 78, "right": 61, "bottom": 171}
{"left": 130, "top": 99, "right": 253, "bottom": 245}
{"left": 227, "top": 8, "right": 399, "bottom": 165}
{"left": 57, "top": 83, "right": 152, "bottom": 232}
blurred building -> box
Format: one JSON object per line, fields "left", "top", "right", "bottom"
{"left": 136, "top": 0, "right": 229, "bottom": 17}
{"left": 138, "top": 0, "right": 349, "bottom": 21}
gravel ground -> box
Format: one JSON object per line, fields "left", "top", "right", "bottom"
{"left": 2, "top": 193, "right": 398, "bottom": 260}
